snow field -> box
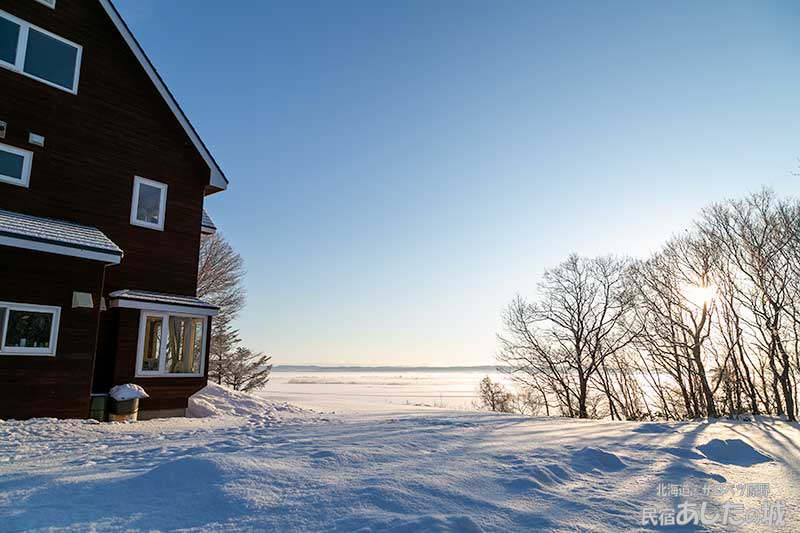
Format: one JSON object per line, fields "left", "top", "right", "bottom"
{"left": 0, "top": 385, "right": 797, "bottom": 532}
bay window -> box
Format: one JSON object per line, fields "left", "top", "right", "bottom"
{"left": 136, "top": 311, "right": 206, "bottom": 377}
{"left": 0, "top": 301, "right": 60, "bottom": 356}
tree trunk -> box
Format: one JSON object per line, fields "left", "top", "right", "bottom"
{"left": 692, "top": 342, "right": 718, "bottom": 418}
{"left": 578, "top": 376, "right": 589, "bottom": 419}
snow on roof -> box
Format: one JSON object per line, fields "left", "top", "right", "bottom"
{"left": 0, "top": 208, "right": 123, "bottom": 263}
{"left": 109, "top": 289, "right": 219, "bottom": 312}
{"left": 201, "top": 209, "right": 217, "bottom": 234}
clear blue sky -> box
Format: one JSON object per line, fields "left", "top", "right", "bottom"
{"left": 116, "top": 0, "right": 799, "bottom": 366}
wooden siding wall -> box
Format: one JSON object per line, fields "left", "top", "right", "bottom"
{"left": 0, "top": 247, "right": 105, "bottom": 420}
{"left": 0, "top": 0, "right": 209, "bottom": 296}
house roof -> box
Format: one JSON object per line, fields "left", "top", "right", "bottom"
{"left": 109, "top": 289, "right": 219, "bottom": 316}
{"left": 201, "top": 209, "right": 217, "bottom": 235}
{"left": 0, "top": 208, "right": 123, "bottom": 264}
{"left": 99, "top": 0, "right": 228, "bottom": 194}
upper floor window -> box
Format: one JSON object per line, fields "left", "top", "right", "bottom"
{"left": 130, "top": 176, "right": 168, "bottom": 231}
{"left": 34, "top": 0, "right": 57, "bottom": 8}
{"left": 0, "top": 10, "right": 81, "bottom": 94}
{"left": 0, "top": 301, "right": 60, "bottom": 357}
{"left": 0, "top": 142, "right": 33, "bottom": 188}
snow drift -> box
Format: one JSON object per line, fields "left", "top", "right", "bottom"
{"left": 697, "top": 438, "right": 773, "bottom": 466}
{"left": 188, "top": 382, "right": 309, "bottom": 420}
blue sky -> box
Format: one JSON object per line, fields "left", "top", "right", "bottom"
{"left": 116, "top": 0, "right": 800, "bottom": 366}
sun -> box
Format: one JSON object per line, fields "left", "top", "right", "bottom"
{"left": 683, "top": 283, "right": 716, "bottom": 308}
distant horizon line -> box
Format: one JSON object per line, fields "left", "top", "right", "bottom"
{"left": 273, "top": 364, "right": 506, "bottom": 372}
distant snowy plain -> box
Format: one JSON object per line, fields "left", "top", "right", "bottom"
{"left": 0, "top": 382, "right": 797, "bottom": 532}
{"left": 260, "top": 368, "right": 512, "bottom": 412}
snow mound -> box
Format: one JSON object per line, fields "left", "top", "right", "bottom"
{"left": 188, "top": 382, "right": 309, "bottom": 420}
{"left": 126, "top": 456, "right": 227, "bottom": 491}
{"left": 696, "top": 438, "right": 772, "bottom": 466}
{"left": 571, "top": 447, "right": 627, "bottom": 473}
{"left": 109, "top": 383, "right": 149, "bottom": 401}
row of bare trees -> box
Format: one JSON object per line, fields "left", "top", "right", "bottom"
{"left": 497, "top": 190, "right": 800, "bottom": 421}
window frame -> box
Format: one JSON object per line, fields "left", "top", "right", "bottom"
{"left": 0, "top": 141, "right": 33, "bottom": 188}
{"left": 130, "top": 176, "right": 168, "bottom": 231}
{"left": 135, "top": 310, "right": 207, "bottom": 378}
{"left": 0, "top": 301, "right": 60, "bottom": 357}
{"left": 0, "top": 9, "right": 81, "bottom": 94}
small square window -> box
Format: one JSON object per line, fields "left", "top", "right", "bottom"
{"left": 130, "top": 176, "right": 168, "bottom": 231}
{"left": 0, "top": 302, "right": 60, "bottom": 356}
{"left": 0, "top": 141, "right": 33, "bottom": 188}
{"left": 6, "top": 309, "right": 53, "bottom": 349}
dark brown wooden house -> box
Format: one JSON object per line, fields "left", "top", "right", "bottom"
{"left": 0, "top": 0, "right": 227, "bottom": 420}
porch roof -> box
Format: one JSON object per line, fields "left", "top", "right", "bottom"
{"left": 0, "top": 208, "right": 123, "bottom": 264}
{"left": 108, "top": 289, "right": 219, "bottom": 316}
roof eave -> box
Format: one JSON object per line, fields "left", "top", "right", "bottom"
{"left": 0, "top": 234, "right": 122, "bottom": 265}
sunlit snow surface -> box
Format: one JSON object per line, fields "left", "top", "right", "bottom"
{"left": 0, "top": 383, "right": 797, "bottom": 532}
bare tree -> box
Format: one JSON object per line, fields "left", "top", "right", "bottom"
{"left": 198, "top": 232, "right": 246, "bottom": 320}
{"left": 499, "top": 255, "right": 637, "bottom": 419}
{"left": 198, "top": 233, "right": 272, "bottom": 391}
{"left": 476, "top": 376, "right": 514, "bottom": 413}
{"left": 700, "top": 191, "right": 797, "bottom": 421}
{"left": 628, "top": 234, "right": 719, "bottom": 418}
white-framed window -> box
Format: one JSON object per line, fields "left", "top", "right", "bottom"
{"left": 135, "top": 311, "right": 207, "bottom": 377}
{"left": 0, "top": 301, "right": 60, "bottom": 356}
{"left": 0, "top": 9, "right": 81, "bottom": 94}
{"left": 0, "top": 141, "right": 33, "bottom": 188}
{"left": 130, "top": 176, "right": 168, "bottom": 231}
{"left": 34, "top": 0, "right": 57, "bottom": 9}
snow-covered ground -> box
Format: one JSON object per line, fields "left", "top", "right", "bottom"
{"left": 1, "top": 384, "right": 798, "bottom": 532}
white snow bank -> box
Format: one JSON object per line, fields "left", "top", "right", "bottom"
{"left": 188, "top": 382, "right": 311, "bottom": 420}
{"left": 697, "top": 438, "right": 773, "bottom": 466}
{"left": 109, "top": 384, "right": 149, "bottom": 401}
